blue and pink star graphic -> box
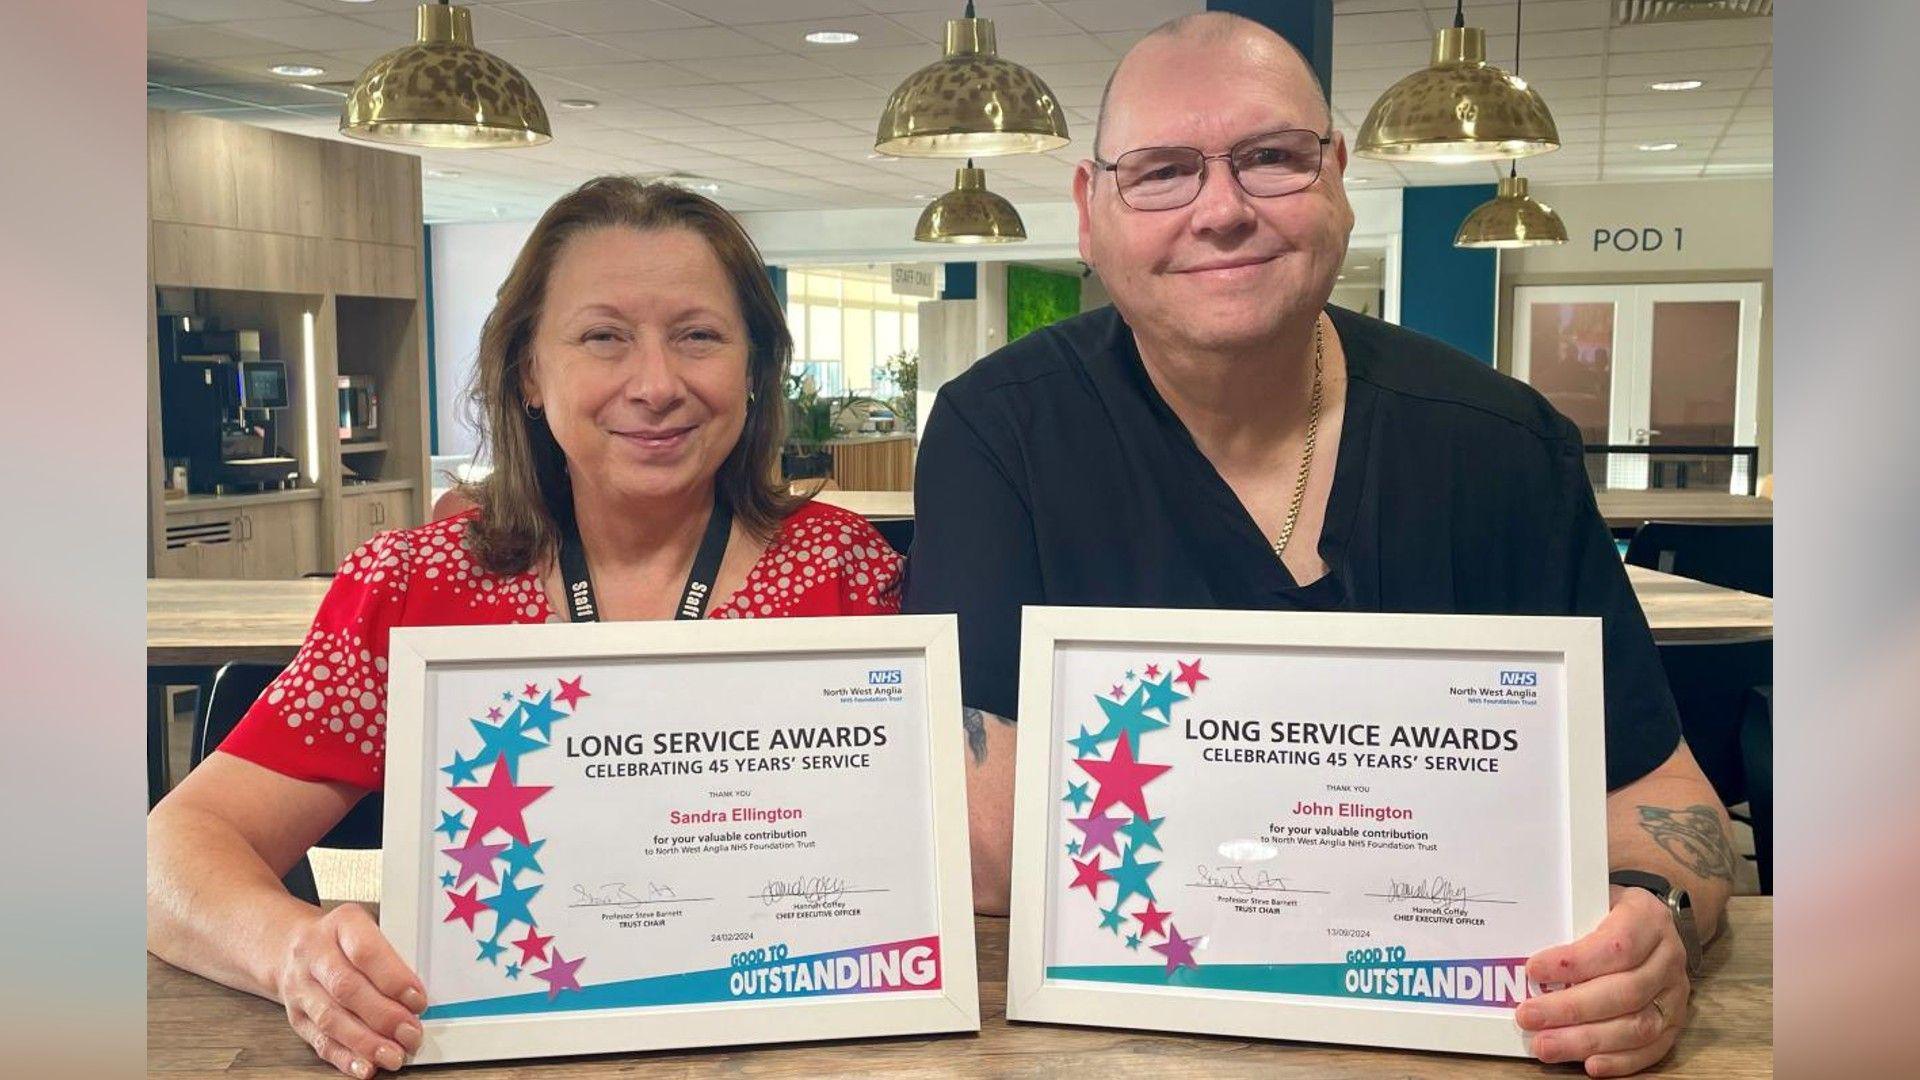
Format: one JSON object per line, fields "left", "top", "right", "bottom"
{"left": 1062, "top": 657, "right": 1209, "bottom": 975}
{"left": 434, "top": 674, "right": 593, "bottom": 1000}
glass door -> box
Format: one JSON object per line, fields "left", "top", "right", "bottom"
{"left": 1513, "top": 283, "right": 1763, "bottom": 493}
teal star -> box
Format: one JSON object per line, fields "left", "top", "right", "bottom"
{"left": 476, "top": 937, "right": 506, "bottom": 965}
{"left": 505, "top": 963, "right": 522, "bottom": 980}
{"left": 1120, "top": 815, "right": 1165, "bottom": 853}
{"left": 517, "top": 692, "right": 565, "bottom": 741}
{"left": 1125, "top": 933, "right": 1143, "bottom": 950}
{"left": 434, "top": 810, "right": 467, "bottom": 841}
{"left": 1092, "top": 686, "right": 1168, "bottom": 747}
{"left": 470, "top": 711, "right": 544, "bottom": 779}
{"left": 500, "top": 838, "right": 546, "bottom": 879}
{"left": 439, "top": 871, "right": 456, "bottom": 888}
{"left": 501, "top": 691, "right": 514, "bottom": 701}
{"left": 1065, "top": 839, "right": 1082, "bottom": 855}
{"left": 1098, "top": 903, "right": 1126, "bottom": 934}
{"left": 1139, "top": 672, "right": 1189, "bottom": 721}
{"left": 1062, "top": 780, "right": 1092, "bottom": 812}
{"left": 440, "top": 748, "right": 482, "bottom": 786}
{"left": 1106, "top": 844, "right": 1161, "bottom": 908}
{"left": 483, "top": 878, "right": 542, "bottom": 935}
{"left": 1067, "top": 725, "right": 1104, "bottom": 757}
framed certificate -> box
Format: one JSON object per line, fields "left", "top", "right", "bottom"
{"left": 380, "top": 615, "right": 979, "bottom": 1065}
{"left": 1006, "top": 607, "right": 1609, "bottom": 1057}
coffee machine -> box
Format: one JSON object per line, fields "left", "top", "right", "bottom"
{"left": 158, "top": 316, "right": 300, "bottom": 493}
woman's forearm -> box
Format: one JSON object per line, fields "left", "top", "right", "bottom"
{"left": 146, "top": 800, "right": 319, "bottom": 1002}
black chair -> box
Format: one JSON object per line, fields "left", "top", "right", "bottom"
{"left": 1625, "top": 521, "right": 1773, "bottom": 597}
{"left": 193, "top": 662, "right": 384, "bottom": 905}
{"left": 1655, "top": 636, "right": 1772, "bottom": 891}
{"left": 871, "top": 516, "right": 914, "bottom": 558}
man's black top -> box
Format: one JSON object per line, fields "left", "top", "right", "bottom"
{"left": 902, "top": 303, "right": 1680, "bottom": 791}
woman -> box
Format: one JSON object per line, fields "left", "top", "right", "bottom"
{"left": 146, "top": 178, "right": 903, "bottom": 1078}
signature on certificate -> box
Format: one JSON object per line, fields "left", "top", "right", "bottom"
{"left": 757, "top": 874, "right": 850, "bottom": 906}
{"left": 1378, "top": 876, "right": 1512, "bottom": 915}
{"left": 569, "top": 881, "right": 679, "bottom": 908}
{"left": 1194, "top": 863, "right": 1293, "bottom": 894}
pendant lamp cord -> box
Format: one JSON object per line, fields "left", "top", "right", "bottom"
{"left": 1515, "top": 0, "right": 1524, "bottom": 73}
{"left": 965, "top": 1, "right": 976, "bottom": 17}
{"left": 1454, "top": 0, "right": 1466, "bottom": 29}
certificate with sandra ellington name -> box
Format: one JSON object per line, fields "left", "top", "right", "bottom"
{"left": 1006, "top": 608, "right": 1609, "bottom": 1058}
{"left": 381, "top": 615, "right": 978, "bottom": 1065}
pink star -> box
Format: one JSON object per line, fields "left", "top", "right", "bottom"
{"left": 441, "top": 834, "right": 508, "bottom": 887}
{"left": 1109, "top": 684, "right": 1124, "bottom": 700}
{"left": 512, "top": 925, "right": 553, "bottom": 965}
{"left": 555, "top": 675, "right": 590, "bottom": 710}
{"left": 1075, "top": 733, "right": 1171, "bottom": 821}
{"left": 448, "top": 754, "right": 551, "bottom": 846}
{"left": 1174, "top": 658, "right": 1209, "bottom": 694}
{"left": 1151, "top": 923, "right": 1201, "bottom": 973}
{"left": 1069, "top": 854, "right": 1111, "bottom": 899}
{"left": 522, "top": 682, "right": 539, "bottom": 697}
{"left": 532, "top": 949, "right": 585, "bottom": 1000}
{"left": 486, "top": 706, "right": 503, "bottom": 721}
{"left": 1132, "top": 901, "right": 1172, "bottom": 939}
{"left": 1144, "top": 663, "right": 1161, "bottom": 679}
{"left": 1068, "top": 811, "right": 1127, "bottom": 857}
{"left": 443, "top": 884, "right": 490, "bottom": 931}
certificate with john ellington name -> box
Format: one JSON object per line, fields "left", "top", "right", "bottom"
{"left": 381, "top": 616, "right": 978, "bottom": 1065}
{"left": 1005, "top": 608, "right": 1609, "bottom": 1058}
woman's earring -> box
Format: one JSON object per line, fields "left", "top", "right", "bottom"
{"left": 524, "top": 400, "right": 544, "bottom": 420}
{"left": 747, "top": 387, "right": 757, "bottom": 406}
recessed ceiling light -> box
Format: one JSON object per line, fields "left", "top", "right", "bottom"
{"left": 1337, "top": 274, "right": 1347, "bottom": 280}
{"left": 270, "top": 63, "right": 324, "bottom": 78}
{"left": 804, "top": 30, "right": 861, "bottom": 45}
{"left": 425, "top": 169, "right": 462, "bottom": 179}
{"left": 867, "top": 151, "right": 899, "bottom": 161}
{"left": 1350, "top": 264, "right": 1372, "bottom": 271}
{"left": 912, "top": 193, "right": 938, "bottom": 200}
{"left": 1649, "top": 79, "right": 1704, "bottom": 92}
{"left": 1637, "top": 141, "right": 1681, "bottom": 152}
{"left": 1348, "top": 177, "right": 1371, "bottom": 184}
{"left": 557, "top": 98, "right": 598, "bottom": 110}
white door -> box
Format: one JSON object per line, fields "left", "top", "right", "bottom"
{"left": 1512, "top": 283, "right": 1763, "bottom": 493}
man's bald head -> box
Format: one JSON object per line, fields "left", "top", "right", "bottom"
{"left": 1093, "top": 11, "right": 1331, "bottom": 159}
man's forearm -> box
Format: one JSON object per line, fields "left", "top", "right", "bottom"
{"left": 961, "top": 707, "right": 1019, "bottom": 914}
{"left": 1605, "top": 744, "right": 1736, "bottom": 939}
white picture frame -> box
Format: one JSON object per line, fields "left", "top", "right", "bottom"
{"left": 1005, "top": 607, "right": 1610, "bottom": 1058}
{"left": 382, "top": 615, "right": 979, "bottom": 1065}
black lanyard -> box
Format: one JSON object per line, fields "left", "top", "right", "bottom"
{"left": 557, "top": 495, "right": 732, "bottom": 623}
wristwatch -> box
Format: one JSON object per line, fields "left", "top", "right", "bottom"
{"left": 1611, "top": 870, "right": 1703, "bottom": 978}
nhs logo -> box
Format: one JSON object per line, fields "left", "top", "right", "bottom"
{"left": 1499, "top": 670, "right": 1539, "bottom": 687}
{"left": 868, "top": 669, "right": 903, "bottom": 685}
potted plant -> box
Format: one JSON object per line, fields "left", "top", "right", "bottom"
{"left": 881, "top": 350, "right": 918, "bottom": 433}
{"left": 781, "top": 370, "right": 836, "bottom": 481}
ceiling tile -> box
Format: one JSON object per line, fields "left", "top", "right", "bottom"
{"left": 494, "top": 1, "right": 709, "bottom": 35}
{"left": 684, "top": 0, "right": 874, "bottom": 23}
{"left": 889, "top": 4, "right": 1081, "bottom": 41}
{"left": 1050, "top": 0, "right": 1205, "bottom": 34}
{"left": 1334, "top": 10, "right": 1436, "bottom": 44}
{"left": 678, "top": 102, "right": 822, "bottom": 126}
{"left": 592, "top": 26, "right": 782, "bottom": 60}
{"left": 628, "top": 84, "right": 772, "bottom": 108}
{"left": 734, "top": 15, "right": 930, "bottom": 52}
{"left": 148, "top": 26, "right": 288, "bottom": 59}
{"left": 351, "top": 4, "right": 554, "bottom": 41}
{"left": 1609, "top": 19, "right": 1773, "bottom": 52}
{"left": 543, "top": 61, "right": 712, "bottom": 93}
{"left": 750, "top": 78, "right": 887, "bottom": 104}
{"left": 485, "top": 36, "right": 634, "bottom": 68}
{"left": 734, "top": 119, "right": 872, "bottom": 140}
{"left": 1605, "top": 45, "right": 1769, "bottom": 78}
{"left": 151, "top": 0, "right": 317, "bottom": 20}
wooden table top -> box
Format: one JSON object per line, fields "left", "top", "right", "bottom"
{"left": 811, "top": 488, "right": 913, "bottom": 518}
{"left": 1595, "top": 490, "right": 1774, "bottom": 529}
{"left": 146, "top": 897, "right": 1771, "bottom": 1078}
{"left": 147, "top": 565, "right": 1769, "bottom": 667}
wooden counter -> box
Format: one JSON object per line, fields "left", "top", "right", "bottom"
{"left": 1597, "top": 490, "right": 1773, "bottom": 529}
{"left": 145, "top": 898, "right": 1772, "bottom": 1078}
{"left": 822, "top": 434, "right": 914, "bottom": 491}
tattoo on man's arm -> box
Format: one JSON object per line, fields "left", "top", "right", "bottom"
{"left": 962, "top": 707, "right": 1015, "bottom": 766}
{"left": 1635, "top": 803, "right": 1737, "bottom": 883}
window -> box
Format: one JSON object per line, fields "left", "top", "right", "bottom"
{"left": 785, "top": 265, "right": 928, "bottom": 399}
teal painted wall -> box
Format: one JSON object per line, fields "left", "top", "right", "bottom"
{"left": 1400, "top": 184, "right": 1498, "bottom": 363}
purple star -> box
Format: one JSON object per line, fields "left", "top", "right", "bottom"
{"left": 1068, "top": 811, "right": 1127, "bottom": 857}
{"left": 533, "top": 949, "right": 586, "bottom": 1000}
{"left": 486, "top": 706, "right": 503, "bottom": 721}
{"left": 441, "top": 834, "right": 508, "bottom": 887}
{"left": 1151, "top": 923, "right": 1201, "bottom": 974}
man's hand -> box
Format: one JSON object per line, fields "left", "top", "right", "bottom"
{"left": 1517, "top": 884, "right": 1690, "bottom": 1077}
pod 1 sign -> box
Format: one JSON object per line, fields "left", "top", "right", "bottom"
{"left": 1592, "top": 226, "right": 1685, "bottom": 253}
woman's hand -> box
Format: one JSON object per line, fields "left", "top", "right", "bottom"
{"left": 275, "top": 903, "right": 427, "bottom": 1077}
{"left": 1517, "top": 885, "right": 1691, "bottom": 1077}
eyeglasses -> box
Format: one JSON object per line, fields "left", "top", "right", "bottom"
{"left": 1092, "top": 128, "right": 1333, "bottom": 211}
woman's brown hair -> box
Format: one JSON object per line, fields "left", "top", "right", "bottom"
{"left": 462, "top": 176, "right": 801, "bottom": 575}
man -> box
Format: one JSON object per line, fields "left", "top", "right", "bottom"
{"left": 903, "top": 13, "right": 1735, "bottom": 1078}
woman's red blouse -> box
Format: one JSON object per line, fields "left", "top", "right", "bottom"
{"left": 219, "top": 501, "right": 903, "bottom": 791}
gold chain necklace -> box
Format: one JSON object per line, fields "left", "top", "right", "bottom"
{"left": 1271, "top": 318, "right": 1324, "bottom": 560}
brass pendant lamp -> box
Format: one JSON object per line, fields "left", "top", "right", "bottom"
{"left": 915, "top": 161, "right": 1026, "bottom": 244}
{"left": 876, "top": 1, "right": 1069, "bottom": 158}
{"left": 1454, "top": 3, "right": 1568, "bottom": 248}
{"left": 1355, "top": 0, "right": 1558, "bottom": 164}
{"left": 1454, "top": 167, "right": 1569, "bottom": 248}
{"left": 341, "top": 1, "right": 551, "bottom": 148}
